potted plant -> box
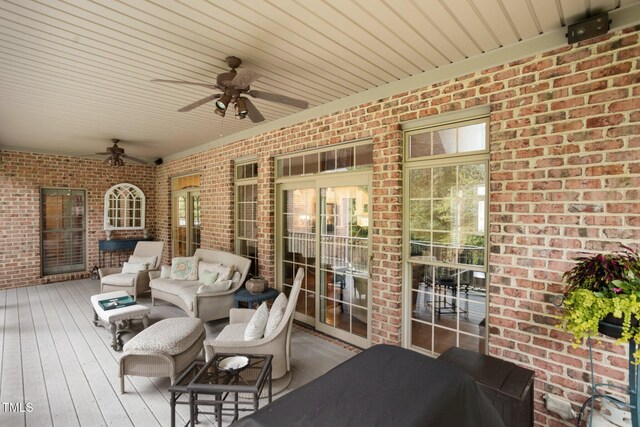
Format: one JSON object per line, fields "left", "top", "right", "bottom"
{"left": 560, "top": 246, "right": 640, "bottom": 361}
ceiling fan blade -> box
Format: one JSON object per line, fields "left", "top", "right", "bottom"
{"left": 122, "top": 154, "right": 149, "bottom": 165}
{"left": 178, "top": 94, "right": 221, "bottom": 112}
{"left": 244, "top": 98, "right": 265, "bottom": 123}
{"left": 247, "top": 90, "right": 308, "bottom": 109}
{"left": 151, "top": 79, "right": 218, "bottom": 90}
{"left": 231, "top": 69, "right": 261, "bottom": 89}
{"left": 94, "top": 151, "right": 110, "bottom": 155}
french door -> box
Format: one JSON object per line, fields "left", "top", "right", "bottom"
{"left": 278, "top": 173, "right": 371, "bottom": 347}
{"left": 172, "top": 190, "right": 201, "bottom": 257}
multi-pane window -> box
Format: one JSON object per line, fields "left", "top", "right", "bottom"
{"left": 236, "top": 162, "right": 259, "bottom": 276}
{"left": 405, "top": 117, "right": 489, "bottom": 356}
{"left": 104, "top": 183, "right": 145, "bottom": 230}
{"left": 277, "top": 143, "right": 373, "bottom": 178}
{"left": 41, "top": 189, "right": 86, "bottom": 275}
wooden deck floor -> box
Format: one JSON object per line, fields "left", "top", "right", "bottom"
{"left": 0, "top": 279, "right": 357, "bottom": 426}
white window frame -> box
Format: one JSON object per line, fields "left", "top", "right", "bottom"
{"left": 103, "top": 183, "right": 145, "bottom": 230}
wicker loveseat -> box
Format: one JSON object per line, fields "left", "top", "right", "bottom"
{"left": 149, "top": 248, "right": 251, "bottom": 322}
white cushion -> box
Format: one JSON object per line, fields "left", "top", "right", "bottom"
{"left": 160, "top": 265, "right": 171, "bottom": 278}
{"left": 171, "top": 257, "right": 198, "bottom": 280}
{"left": 215, "top": 264, "right": 236, "bottom": 283}
{"left": 198, "top": 261, "right": 219, "bottom": 279}
{"left": 244, "top": 302, "right": 269, "bottom": 340}
{"left": 198, "top": 262, "right": 236, "bottom": 284}
{"left": 122, "top": 262, "right": 147, "bottom": 274}
{"left": 197, "top": 280, "right": 232, "bottom": 294}
{"left": 264, "top": 293, "right": 287, "bottom": 337}
{"left": 123, "top": 318, "right": 204, "bottom": 356}
{"left": 176, "top": 285, "right": 199, "bottom": 311}
{"left": 129, "top": 255, "right": 158, "bottom": 269}
{"left": 215, "top": 323, "right": 248, "bottom": 341}
{"left": 199, "top": 270, "right": 219, "bottom": 285}
{"left": 149, "top": 278, "right": 194, "bottom": 292}
{"left": 101, "top": 273, "right": 136, "bottom": 287}
{"left": 230, "top": 271, "right": 241, "bottom": 285}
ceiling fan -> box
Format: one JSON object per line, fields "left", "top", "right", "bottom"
{"left": 152, "top": 56, "right": 309, "bottom": 123}
{"left": 96, "top": 139, "right": 148, "bottom": 167}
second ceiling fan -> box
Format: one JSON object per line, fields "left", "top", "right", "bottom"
{"left": 152, "top": 56, "right": 309, "bottom": 123}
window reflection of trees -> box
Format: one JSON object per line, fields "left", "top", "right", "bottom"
{"left": 409, "top": 163, "right": 485, "bottom": 266}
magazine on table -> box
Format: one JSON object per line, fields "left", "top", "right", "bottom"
{"left": 99, "top": 295, "right": 136, "bottom": 310}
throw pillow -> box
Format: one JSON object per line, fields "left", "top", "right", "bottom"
{"left": 197, "top": 262, "right": 236, "bottom": 284}
{"left": 198, "top": 261, "right": 220, "bottom": 280}
{"left": 264, "top": 293, "right": 288, "bottom": 337}
{"left": 197, "top": 280, "right": 233, "bottom": 294}
{"left": 160, "top": 265, "right": 171, "bottom": 278}
{"left": 244, "top": 302, "right": 269, "bottom": 340}
{"left": 171, "top": 257, "right": 198, "bottom": 280}
{"left": 215, "top": 264, "right": 236, "bottom": 283}
{"left": 129, "top": 255, "right": 158, "bottom": 269}
{"left": 199, "top": 270, "right": 220, "bottom": 286}
{"left": 122, "top": 262, "right": 148, "bottom": 274}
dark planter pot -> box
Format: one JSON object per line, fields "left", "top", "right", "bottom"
{"left": 598, "top": 313, "right": 640, "bottom": 339}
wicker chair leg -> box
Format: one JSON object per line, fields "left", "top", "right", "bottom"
{"left": 120, "top": 374, "right": 125, "bottom": 394}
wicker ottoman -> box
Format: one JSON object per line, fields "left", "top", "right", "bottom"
{"left": 91, "top": 290, "right": 150, "bottom": 351}
{"left": 119, "top": 317, "right": 205, "bottom": 394}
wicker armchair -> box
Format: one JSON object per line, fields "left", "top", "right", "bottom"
{"left": 203, "top": 268, "right": 304, "bottom": 390}
{"left": 99, "top": 241, "right": 164, "bottom": 300}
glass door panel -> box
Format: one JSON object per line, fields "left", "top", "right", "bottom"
{"left": 317, "top": 183, "right": 370, "bottom": 346}
{"left": 190, "top": 194, "right": 201, "bottom": 255}
{"left": 172, "top": 190, "right": 200, "bottom": 257}
{"left": 281, "top": 187, "right": 317, "bottom": 323}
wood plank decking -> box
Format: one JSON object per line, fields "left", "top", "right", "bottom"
{"left": 0, "top": 279, "right": 357, "bottom": 426}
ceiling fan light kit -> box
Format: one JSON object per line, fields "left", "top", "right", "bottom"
{"left": 152, "top": 56, "right": 309, "bottom": 123}
{"left": 95, "top": 139, "right": 148, "bottom": 167}
{"left": 235, "top": 97, "right": 248, "bottom": 119}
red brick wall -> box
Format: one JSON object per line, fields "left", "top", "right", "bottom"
{"left": 0, "top": 151, "right": 156, "bottom": 288}
{"left": 152, "top": 25, "right": 639, "bottom": 425}
{"left": 1, "top": 23, "right": 638, "bottom": 426}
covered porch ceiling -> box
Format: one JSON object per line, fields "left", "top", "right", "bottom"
{"left": 1, "top": 0, "right": 639, "bottom": 163}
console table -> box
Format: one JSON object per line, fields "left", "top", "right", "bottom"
{"left": 98, "top": 238, "right": 151, "bottom": 268}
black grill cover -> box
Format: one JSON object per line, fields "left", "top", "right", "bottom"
{"left": 233, "top": 344, "right": 505, "bottom": 427}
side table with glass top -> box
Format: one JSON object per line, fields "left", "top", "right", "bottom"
{"left": 169, "top": 353, "right": 273, "bottom": 427}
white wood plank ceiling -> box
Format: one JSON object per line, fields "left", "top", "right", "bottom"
{"left": 1, "top": 0, "right": 639, "bottom": 162}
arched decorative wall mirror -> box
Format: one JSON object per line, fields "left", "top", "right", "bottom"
{"left": 104, "top": 183, "right": 146, "bottom": 230}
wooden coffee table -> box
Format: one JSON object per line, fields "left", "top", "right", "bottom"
{"left": 169, "top": 353, "right": 272, "bottom": 427}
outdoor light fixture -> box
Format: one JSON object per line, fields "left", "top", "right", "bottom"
{"left": 567, "top": 13, "right": 610, "bottom": 44}
{"left": 215, "top": 89, "right": 233, "bottom": 111}
{"left": 235, "top": 97, "right": 248, "bottom": 119}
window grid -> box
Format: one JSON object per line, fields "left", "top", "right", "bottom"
{"left": 276, "top": 143, "right": 373, "bottom": 178}
{"left": 235, "top": 162, "right": 259, "bottom": 277}
{"left": 104, "top": 183, "right": 145, "bottom": 230}
{"left": 405, "top": 117, "right": 489, "bottom": 357}
{"left": 41, "top": 188, "right": 86, "bottom": 275}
